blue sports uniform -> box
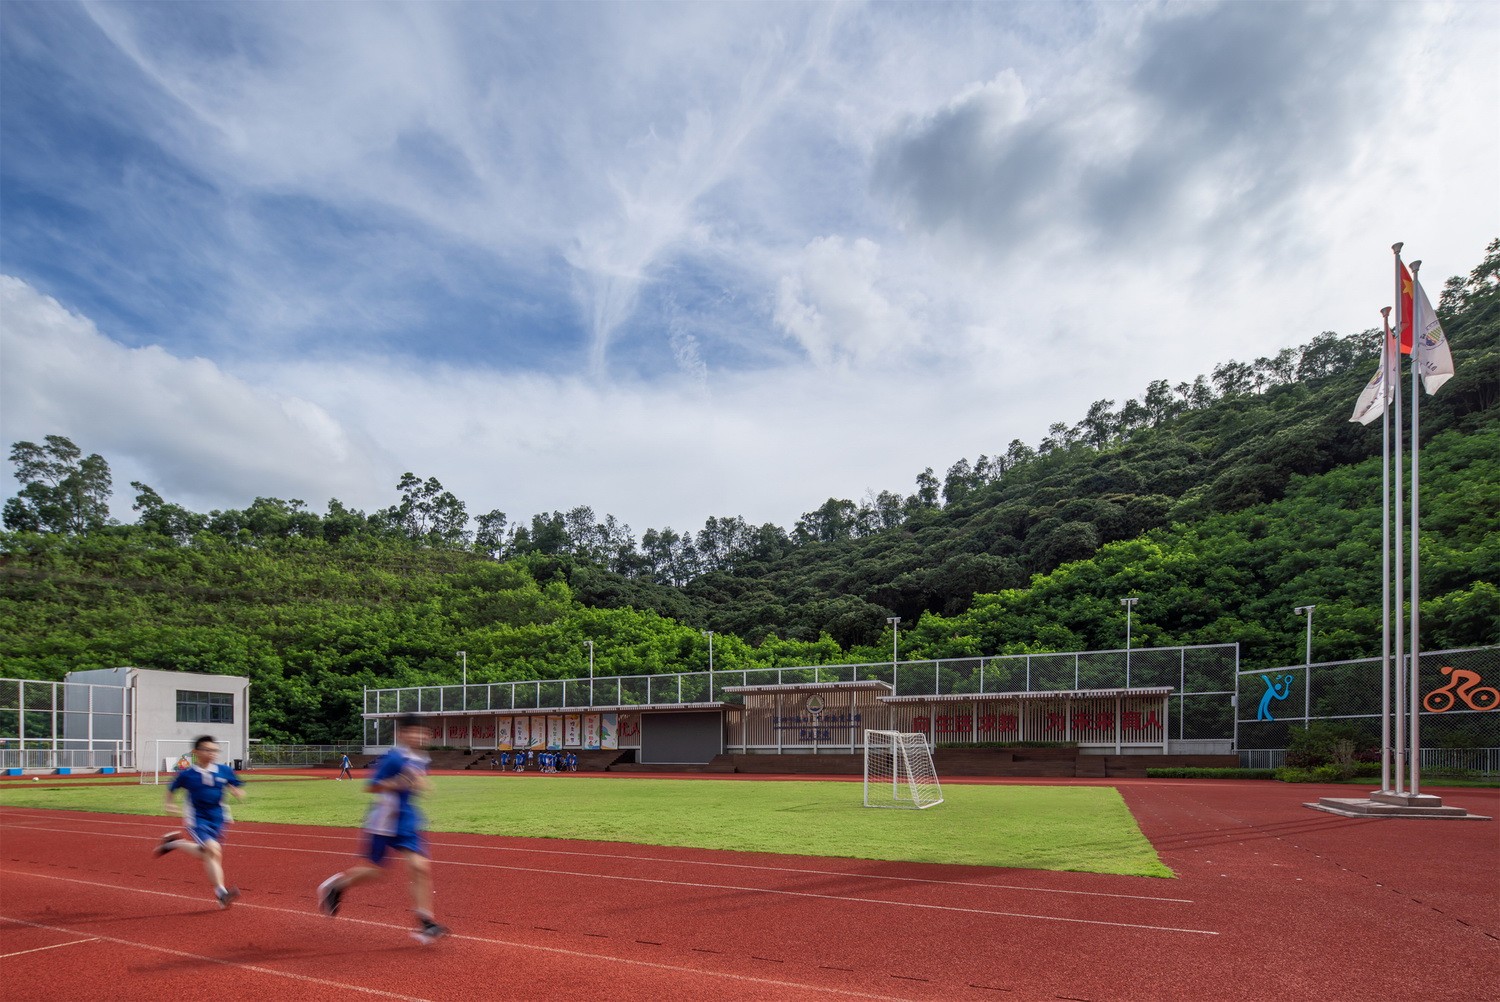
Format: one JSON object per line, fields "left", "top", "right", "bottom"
{"left": 362, "top": 745, "right": 430, "bottom": 864}
{"left": 170, "top": 763, "right": 244, "bottom": 844}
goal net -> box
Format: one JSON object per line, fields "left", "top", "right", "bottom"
{"left": 137, "top": 739, "right": 199, "bottom": 785}
{"left": 863, "top": 730, "right": 942, "bottom": 809}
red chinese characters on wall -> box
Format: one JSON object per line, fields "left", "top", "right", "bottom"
{"left": 1045, "top": 708, "right": 1162, "bottom": 734}
{"left": 918, "top": 704, "right": 1164, "bottom": 739}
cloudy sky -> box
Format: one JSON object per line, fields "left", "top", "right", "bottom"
{"left": 2, "top": 1, "right": 1496, "bottom": 538}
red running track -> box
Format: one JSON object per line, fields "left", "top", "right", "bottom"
{"left": 1, "top": 779, "right": 1496, "bottom": 1001}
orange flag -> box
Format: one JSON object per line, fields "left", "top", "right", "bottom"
{"left": 1396, "top": 260, "right": 1414, "bottom": 354}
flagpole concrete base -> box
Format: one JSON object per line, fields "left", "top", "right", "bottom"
{"left": 1370, "top": 791, "right": 1447, "bottom": 808}
{"left": 1305, "top": 792, "right": 1490, "bottom": 820}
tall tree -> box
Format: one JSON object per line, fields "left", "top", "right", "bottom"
{"left": 1080, "top": 399, "right": 1117, "bottom": 449}
{"left": 1143, "top": 379, "right": 1177, "bottom": 425}
{"left": 473, "top": 509, "right": 509, "bottom": 558}
{"left": 942, "top": 458, "right": 974, "bottom": 506}
{"left": 131, "top": 481, "right": 207, "bottom": 542}
{"left": 4, "top": 435, "right": 113, "bottom": 535}
{"left": 383, "top": 473, "right": 470, "bottom": 547}
{"left": 910, "top": 468, "right": 940, "bottom": 510}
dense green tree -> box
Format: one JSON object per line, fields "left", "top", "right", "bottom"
{"left": 131, "top": 482, "right": 208, "bottom": 542}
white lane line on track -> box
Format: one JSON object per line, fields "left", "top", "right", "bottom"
{"left": 0, "top": 822, "right": 1218, "bottom": 936}
{"left": 0, "top": 914, "right": 430, "bottom": 1000}
{"left": 0, "top": 935, "right": 99, "bottom": 959}
{"left": 0, "top": 874, "right": 918, "bottom": 1002}
{"left": 0, "top": 808, "right": 1194, "bottom": 904}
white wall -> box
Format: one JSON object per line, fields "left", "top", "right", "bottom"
{"left": 128, "top": 668, "right": 250, "bottom": 768}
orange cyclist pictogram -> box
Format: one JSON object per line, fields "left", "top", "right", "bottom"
{"left": 1423, "top": 666, "right": 1500, "bottom": 713}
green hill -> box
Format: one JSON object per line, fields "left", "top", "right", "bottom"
{"left": 3, "top": 242, "right": 1496, "bottom": 741}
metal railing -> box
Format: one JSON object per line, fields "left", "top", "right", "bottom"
{"left": 248, "top": 743, "right": 363, "bottom": 768}
{"left": 366, "top": 644, "right": 1237, "bottom": 715}
{"left": 1239, "top": 747, "right": 1499, "bottom": 776}
{"left": 0, "top": 745, "right": 131, "bottom": 772}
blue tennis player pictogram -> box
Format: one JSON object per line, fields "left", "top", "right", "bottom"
{"left": 1257, "top": 673, "right": 1296, "bottom": 721}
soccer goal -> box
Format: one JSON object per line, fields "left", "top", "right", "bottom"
{"left": 137, "top": 739, "right": 198, "bottom": 785}
{"left": 863, "top": 730, "right": 942, "bottom": 809}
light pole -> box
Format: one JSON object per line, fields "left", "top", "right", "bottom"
{"left": 1294, "top": 606, "right": 1315, "bottom": 665}
{"left": 583, "top": 640, "right": 594, "bottom": 705}
{"left": 886, "top": 616, "right": 901, "bottom": 669}
{"left": 1120, "top": 598, "right": 1138, "bottom": 688}
{"left": 702, "top": 630, "right": 715, "bottom": 699}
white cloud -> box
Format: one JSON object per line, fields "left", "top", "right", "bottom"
{"left": 0, "top": 277, "right": 383, "bottom": 513}
{"left": 774, "top": 236, "right": 928, "bottom": 367}
{"left": 2, "top": 2, "right": 1496, "bottom": 541}
{"left": 3, "top": 273, "right": 1055, "bottom": 534}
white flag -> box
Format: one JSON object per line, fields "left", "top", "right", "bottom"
{"left": 1413, "top": 274, "right": 1454, "bottom": 394}
{"left": 1350, "top": 325, "right": 1396, "bottom": 425}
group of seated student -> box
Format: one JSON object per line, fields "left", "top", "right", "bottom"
{"left": 488, "top": 750, "right": 580, "bottom": 772}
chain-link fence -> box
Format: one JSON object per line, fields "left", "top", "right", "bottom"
{"left": 1235, "top": 646, "right": 1500, "bottom": 772}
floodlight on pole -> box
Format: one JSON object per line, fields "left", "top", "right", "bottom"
{"left": 1120, "top": 598, "right": 1138, "bottom": 688}
{"left": 1294, "top": 606, "right": 1316, "bottom": 666}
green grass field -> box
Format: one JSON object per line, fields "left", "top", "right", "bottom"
{"left": 0, "top": 776, "right": 1172, "bottom": 877}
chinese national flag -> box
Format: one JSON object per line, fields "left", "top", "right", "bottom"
{"left": 1397, "top": 260, "right": 1414, "bottom": 354}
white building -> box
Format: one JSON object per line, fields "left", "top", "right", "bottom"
{"left": 63, "top": 667, "right": 251, "bottom": 771}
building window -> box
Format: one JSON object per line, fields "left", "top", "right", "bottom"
{"left": 176, "top": 690, "right": 234, "bottom": 724}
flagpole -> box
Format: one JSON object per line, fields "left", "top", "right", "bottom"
{"left": 1409, "top": 260, "right": 1425, "bottom": 797}
{"left": 1378, "top": 306, "right": 1393, "bottom": 794}
{"left": 1390, "top": 243, "right": 1407, "bottom": 795}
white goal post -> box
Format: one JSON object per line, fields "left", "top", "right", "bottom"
{"left": 137, "top": 739, "right": 199, "bottom": 785}
{"left": 863, "top": 730, "right": 942, "bottom": 809}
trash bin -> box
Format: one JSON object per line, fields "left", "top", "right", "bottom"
{"left": 233, "top": 758, "right": 244, "bottom": 770}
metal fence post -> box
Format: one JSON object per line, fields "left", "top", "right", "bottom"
{"left": 1304, "top": 665, "right": 1311, "bottom": 730}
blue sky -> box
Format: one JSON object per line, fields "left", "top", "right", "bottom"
{"left": 2, "top": 1, "right": 1497, "bottom": 537}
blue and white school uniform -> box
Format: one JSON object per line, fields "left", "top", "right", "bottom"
{"left": 170, "top": 763, "right": 244, "bottom": 845}
{"left": 361, "top": 744, "right": 430, "bottom": 863}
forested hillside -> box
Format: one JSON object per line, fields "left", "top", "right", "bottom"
{"left": 3, "top": 242, "right": 1496, "bottom": 740}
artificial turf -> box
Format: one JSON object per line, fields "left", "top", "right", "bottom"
{"left": 0, "top": 774, "right": 1172, "bottom": 877}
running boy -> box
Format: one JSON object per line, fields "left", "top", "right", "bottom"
{"left": 153, "top": 734, "right": 246, "bottom": 908}
{"left": 317, "top": 713, "right": 447, "bottom": 944}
